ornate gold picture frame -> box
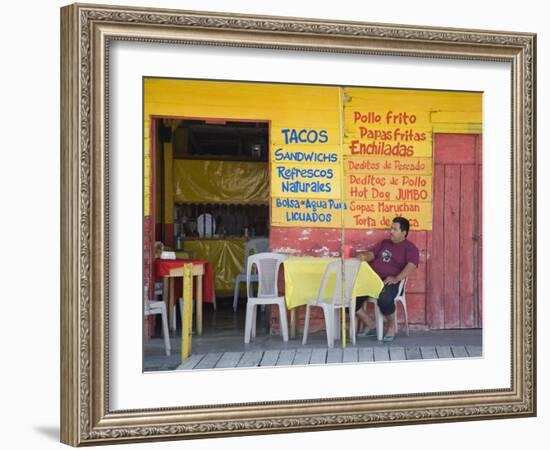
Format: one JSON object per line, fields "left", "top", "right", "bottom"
{"left": 60, "top": 3, "right": 536, "bottom": 446}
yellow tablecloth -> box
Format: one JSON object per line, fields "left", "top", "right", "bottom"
{"left": 283, "top": 257, "right": 384, "bottom": 309}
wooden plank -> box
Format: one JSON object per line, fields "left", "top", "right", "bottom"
{"left": 309, "top": 348, "right": 328, "bottom": 365}
{"left": 358, "top": 347, "right": 374, "bottom": 362}
{"left": 374, "top": 347, "right": 389, "bottom": 362}
{"left": 428, "top": 163, "right": 446, "bottom": 329}
{"left": 215, "top": 352, "right": 244, "bottom": 368}
{"left": 425, "top": 230, "right": 433, "bottom": 328}
{"left": 420, "top": 346, "right": 438, "bottom": 360}
{"left": 343, "top": 348, "right": 359, "bottom": 363}
{"left": 389, "top": 347, "right": 406, "bottom": 361}
{"left": 434, "top": 134, "right": 477, "bottom": 164}
{"left": 451, "top": 346, "right": 469, "bottom": 358}
{"left": 444, "top": 165, "right": 461, "bottom": 329}
{"left": 436, "top": 345, "right": 453, "bottom": 359}
{"left": 431, "top": 111, "right": 482, "bottom": 126}
{"left": 460, "top": 164, "right": 476, "bottom": 328}
{"left": 237, "top": 351, "right": 263, "bottom": 368}
{"left": 276, "top": 349, "right": 296, "bottom": 366}
{"left": 466, "top": 346, "right": 482, "bottom": 357}
{"left": 194, "top": 352, "right": 222, "bottom": 370}
{"left": 476, "top": 143, "right": 483, "bottom": 327}
{"left": 259, "top": 350, "right": 280, "bottom": 367}
{"left": 326, "top": 348, "right": 343, "bottom": 364}
{"left": 292, "top": 348, "right": 313, "bottom": 365}
{"left": 405, "top": 347, "right": 422, "bottom": 360}
{"left": 176, "top": 353, "right": 205, "bottom": 370}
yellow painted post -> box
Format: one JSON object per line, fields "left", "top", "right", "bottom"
{"left": 163, "top": 141, "right": 174, "bottom": 238}
{"left": 180, "top": 263, "right": 194, "bottom": 361}
{"left": 144, "top": 118, "right": 151, "bottom": 218}
{"left": 339, "top": 88, "right": 347, "bottom": 350}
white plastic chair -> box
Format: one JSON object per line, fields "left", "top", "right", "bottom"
{"left": 301, "top": 260, "right": 339, "bottom": 348}
{"left": 342, "top": 258, "right": 362, "bottom": 346}
{"left": 367, "top": 278, "right": 409, "bottom": 341}
{"left": 143, "top": 286, "right": 171, "bottom": 356}
{"left": 244, "top": 252, "right": 288, "bottom": 344}
{"left": 152, "top": 281, "right": 181, "bottom": 332}
{"left": 233, "top": 238, "right": 269, "bottom": 311}
{"left": 327, "top": 258, "right": 363, "bottom": 346}
{"left": 302, "top": 259, "right": 362, "bottom": 348}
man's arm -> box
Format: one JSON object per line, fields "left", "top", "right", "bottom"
{"left": 383, "top": 262, "right": 417, "bottom": 285}
{"left": 358, "top": 251, "right": 375, "bottom": 263}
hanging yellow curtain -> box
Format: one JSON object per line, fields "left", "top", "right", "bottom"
{"left": 183, "top": 239, "right": 247, "bottom": 296}
{"left": 174, "top": 160, "right": 269, "bottom": 204}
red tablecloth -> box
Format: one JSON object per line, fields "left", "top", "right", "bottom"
{"left": 154, "top": 258, "right": 215, "bottom": 304}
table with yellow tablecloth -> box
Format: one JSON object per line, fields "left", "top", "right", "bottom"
{"left": 281, "top": 256, "right": 384, "bottom": 338}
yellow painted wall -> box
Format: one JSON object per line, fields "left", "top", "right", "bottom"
{"left": 339, "top": 87, "right": 481, "bottom": 230}
{"left": 143, "top": 79, "right": 482, "bottom": 230}
{"left": 144, "top": 78, "right": 341, "bottom": 217}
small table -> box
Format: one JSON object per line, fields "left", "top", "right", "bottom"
{"left": 154, "top": 259, "right": 207, "bottom": 336}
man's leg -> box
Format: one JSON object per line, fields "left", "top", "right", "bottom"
{"left": 355, "top": 297, "right": 376, "bottom": 332}
{"left": 384, "top": 313, "right": 397, "bottom": 336}
{"left": 377, "top": 284, "right": 400, "bottom": 337}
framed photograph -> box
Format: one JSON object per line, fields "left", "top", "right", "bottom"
{"left": 60, "top": 2, "right": 536, "bottom": 446}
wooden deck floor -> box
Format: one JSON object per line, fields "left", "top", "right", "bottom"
{"left": 176, "top": 345, "right": 482, "bottom": 370}
{"left": 145, "top": 300, "right": 482, "bottom": 372}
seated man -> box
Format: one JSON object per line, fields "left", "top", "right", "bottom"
{"left": 356, "top": 216, "right": 419, "bottom": 341}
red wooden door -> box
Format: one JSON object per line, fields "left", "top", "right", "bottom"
{"left": 428, "top": 134, "right": 482, "bottom": 329}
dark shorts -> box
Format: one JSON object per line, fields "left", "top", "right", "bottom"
{"left": 355, "top": 282, "right": 400, "bottom": 316}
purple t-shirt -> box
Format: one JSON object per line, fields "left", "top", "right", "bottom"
{"left": 369, "top": 239, "right": 419, "bottom": 279}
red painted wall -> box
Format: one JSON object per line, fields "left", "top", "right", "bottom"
{"left": 428, "top": 133, "right": 483, "bottom": 329}
{"left": 143, "top": 215, "right": 155, "bottom": 336}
